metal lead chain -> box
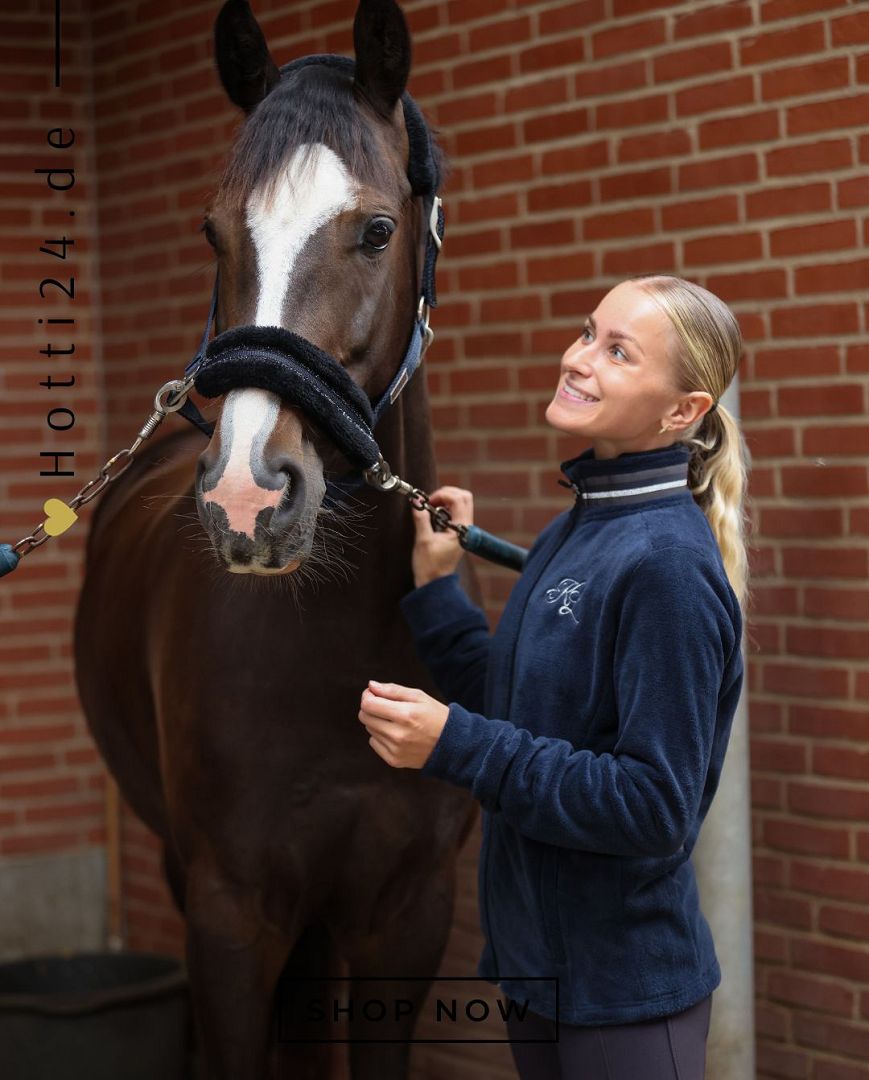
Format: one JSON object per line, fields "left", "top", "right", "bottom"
{"left": 362, "top": 456, "right": 468, "bottom": 540}
{"left": 407, "top": 487, "right": 466, "bottom": 537}
{"left": 11, "top": 375, "right": 196, "bottom": 559}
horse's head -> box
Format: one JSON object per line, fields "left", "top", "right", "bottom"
{"left": 193, "top": 0, "right": 439, "bottom": 576}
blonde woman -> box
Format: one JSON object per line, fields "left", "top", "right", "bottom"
{"left": 358, "top": 274, "right": 748, "bottom": 1079}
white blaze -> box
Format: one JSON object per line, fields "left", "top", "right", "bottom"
{"left": 246, "top": 142, "right": 357, "bottom": 325}
{"left": 210, "top": 144, "right": 358, "bottom": 547}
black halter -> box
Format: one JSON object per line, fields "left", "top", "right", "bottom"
{"left": 177, "top": 54, "right": 444, "bottom": 490}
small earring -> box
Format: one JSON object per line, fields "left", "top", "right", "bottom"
{"left": 658, "top": 422, "right": 670, "bottom": 435}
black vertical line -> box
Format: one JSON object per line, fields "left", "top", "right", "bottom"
{"left": 55, "top": 0, "right": 61, "bottom": 88}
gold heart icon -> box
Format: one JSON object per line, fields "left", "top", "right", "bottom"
{"left": 43, "top": 498, "right": 78, "bottom": 537}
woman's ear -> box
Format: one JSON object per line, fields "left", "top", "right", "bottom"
{"left": 666, "top": 391, "right": 715, "bottom": 432}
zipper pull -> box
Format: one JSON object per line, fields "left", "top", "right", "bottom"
{"left": 557, "top": 478, "right": 580, "bottom": 497}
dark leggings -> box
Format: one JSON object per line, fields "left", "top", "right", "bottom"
{"left": 505, "top": 994, "right": 712, "bottom": 1080}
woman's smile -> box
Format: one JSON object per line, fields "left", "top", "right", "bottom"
{"left": 559, "top": 381, "right": 599, "bottom": 404}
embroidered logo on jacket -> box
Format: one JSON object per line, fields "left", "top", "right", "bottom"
{"left": 544, "top": 577, "right": 586, "bottom": 623}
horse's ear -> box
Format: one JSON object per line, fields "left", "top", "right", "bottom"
{"left": 214, "top": 0, "right": 281, "bottom": 114}
{"left": 353, "top": 0, "right": 412, "bottom": 117}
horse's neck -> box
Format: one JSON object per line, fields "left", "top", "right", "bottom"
{"left": 348, "top": 366, "right": 437, "bottom": 596}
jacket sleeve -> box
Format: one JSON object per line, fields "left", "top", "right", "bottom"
{"left": 399, "top": 572, "right": 492, "bottom": 714}
{"left": 419, "top": 545, "right": 744, "bottom": 857}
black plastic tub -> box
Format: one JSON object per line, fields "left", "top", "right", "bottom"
{"left": 0, "top": 951, "right": 190, "bottom": 1080}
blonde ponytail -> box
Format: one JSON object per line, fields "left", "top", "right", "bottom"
{"left": 681, "top": 402, "right": 751, "bottom": 609}
{"left": 629, "top": 273, "right": 751, "bottom": 610}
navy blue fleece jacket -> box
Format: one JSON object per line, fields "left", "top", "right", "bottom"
{"left": 399, "top": 443, "right": 744, "bottom": 1025}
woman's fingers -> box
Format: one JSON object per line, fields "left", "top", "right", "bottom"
{"left": 367, "top": 732, "right": 397, "bottom": 764}
{"left": 366, "top": 680, "right": 420, "bottom": 700}
{"left": 409, "top": 487, "right": 473, "bottom": 587}
{"left": 362, "top": 713, "right": 397, "bottom": 740}
{"left": 411, "top": 503, "right": 436, "bottom": 534}
{"left": 423, "top": 486, "right": 475, "bottom": 528}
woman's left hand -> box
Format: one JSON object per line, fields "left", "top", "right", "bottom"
{"left": 358, "top": 680, "right": 449, "bottom": 769}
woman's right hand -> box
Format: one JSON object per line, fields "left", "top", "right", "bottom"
{"left": 411, "top": 486, "right": 474, "bottom": 588}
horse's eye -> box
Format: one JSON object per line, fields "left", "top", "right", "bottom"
{"left": 201, "top": 220, "right": 217, "bottom": 248}
{"left": 362, "top": 218, "right": 394, "bottom": 251}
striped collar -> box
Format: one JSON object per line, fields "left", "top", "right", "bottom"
{"left": 558, "top": 443, "right": 691, "bottom": 511}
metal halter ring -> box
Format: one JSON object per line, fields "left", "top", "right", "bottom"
{"left": 155, "top": 378, "right": 194, "bottom": 414}
{"left": 417, "top": 297, "right": 434, "bottom": 352}
{"left": 429, "top": 195, "right": 443, "bottom": 251}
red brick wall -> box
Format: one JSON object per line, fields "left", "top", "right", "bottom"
{"left": 3, "top": 1, "right": 869, "bottom": 1077}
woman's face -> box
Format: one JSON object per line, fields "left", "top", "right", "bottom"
{"left": 545, "top": 280, "right": 709, "bottom": 460}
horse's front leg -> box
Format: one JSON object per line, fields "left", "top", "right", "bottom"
{"left": 184, "top": 868, "right": 292, "bottom": 1080}
{"left": 342, "top": 864, "right": 458, "bottom": 1080}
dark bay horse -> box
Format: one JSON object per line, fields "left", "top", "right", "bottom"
{"left": 73, "top": 1, "right": 478, "bottom": 1076}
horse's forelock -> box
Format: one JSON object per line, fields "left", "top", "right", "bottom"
{"left": 217, "top": 63, "right": 405, "bottom": 215}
